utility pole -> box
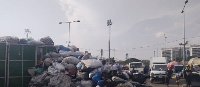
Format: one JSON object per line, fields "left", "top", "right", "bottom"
{"left": 100, "top": 49, "right": 103, "bottom": 59}
{"left": 107, "top": 19, "right": 112, "bottom": 63}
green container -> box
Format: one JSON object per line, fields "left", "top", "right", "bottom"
{"left": 0, "top": 78, "right": 5, "bottom": 87}
{"left": 23, "top": 77, "right": 31, "bottom": 87}
{"left": 46, "top": 46, "right": 56, "bottom": 53}
{"left": 0, "top": 43, "right": 6, "bottom": 87}
{"left": 0, "top": 44, "right": 56, "bottom": 87}
{"left": 23, "top": 61, "right": 35, "bottom": 76}
{"left": 0, "top": 43, "right": 6, "bottom": 60}
{"left": 8, "top": 77, "right": 22, "bottom": 87}
{"left": 23, "top": 45, "right": 36, "bottom": 60}
{"left": 8, "top": 44, "right": 36, "bottom": 87}
{"left": 9, "top": 61, "right": 22, "bottom": 77}
{"left": 0, "top": 61, "right": 5, "bottom": 77}
{"left": 9, "top": 44, "right": 22, "bottom": 60}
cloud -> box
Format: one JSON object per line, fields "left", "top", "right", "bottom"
{"left": 155, "top": 32, "right": 164, "bottom": 38}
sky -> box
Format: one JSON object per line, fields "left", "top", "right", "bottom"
{"left": 0, "top": 0, "right": 200, "bottom": 61}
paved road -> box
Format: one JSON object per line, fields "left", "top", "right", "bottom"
{"left": 145, "top": 78, "right": 200, "bottom": 87}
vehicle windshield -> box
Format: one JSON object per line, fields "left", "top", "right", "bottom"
{"left": 152, "top": 65, "right": 167, "bottom": 71}
{"left": 174, "top": 66, "right": 183, "bottom": 72}
{"left": 130, "top": 63, "right": 142, "bottom": 68}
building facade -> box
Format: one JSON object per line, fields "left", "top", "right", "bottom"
{"left": 190, "top": 45, "right": 200, "bottom": 57}
{"left": 161, "top": 46, "right": 191, "bottom": 61}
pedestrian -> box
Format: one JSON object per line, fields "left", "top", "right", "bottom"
{"left": 166, "top": 67, "right": 173, "bottom": 87}
{"left": 175, "top": 71, "right": 181, "bottom": 87}
{"left": 184, "top": 65, "right": 192, "bottom": 87}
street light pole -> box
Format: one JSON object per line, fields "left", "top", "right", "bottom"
{"left": 107, "top": 19, "right": 112, "bottom": 63}
{"left": 59, "top": 20, "right": 80, "bottom": 46}
{"left": 164, "top": 34, "right": 167, "bottom": 59}
{"left": 181, "top": 0, "right": 188, "bottom": 66}
{"left": 25, "top": 29, "right": 31, "bottom": 40}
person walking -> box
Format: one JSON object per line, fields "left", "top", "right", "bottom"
{"left": 166, "top": 67, "right": 173, "bottom": 87}
{"left": 184, "top": 65, "right": 192, "bottom": 87}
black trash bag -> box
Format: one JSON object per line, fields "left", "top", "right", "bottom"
{"left": 131, "top": 73, "right": 146, "bottom": 84}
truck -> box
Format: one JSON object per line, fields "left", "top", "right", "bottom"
{"left": 129, "top": 62, "right": 144, "bottom": 73}
{"left": 149, "top": 57, "right": 168, "bottom": 83}
{"left": 129, "top": 62, "right": 146, "bottom": 84}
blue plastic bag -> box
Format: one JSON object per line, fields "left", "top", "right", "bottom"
{"left": 97, "top": 80, "right": 105, "bottom": 87}
{"left": 92, "top": 72, "right": 101, "bottom": 83}
{"left": 58, "top": 45, "right": 71, "bottom": 51}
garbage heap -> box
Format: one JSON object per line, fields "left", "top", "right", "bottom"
{"left": 0, "top": 36, "right": 54, "bottom": 45}
{"left": 29, "top": 45, "right": 143, "bottom": 87}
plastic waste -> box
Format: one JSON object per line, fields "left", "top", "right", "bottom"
{"left": 92, "top": 72, "right": 102, "bottom": 83}
{"left": 97, "top": 80, "right": 105, "bottom": 87}
{"left": 81, "top": 59, "right": 103, "bottom": 68}
{"left": 40, "top": 36, "right": 54, "bottom": 45}
{"left": 58, "top": 45, "right": 71, "bottom": 51}
{"left": 27, "top": 40, "right": 45, "bottom": 45}
{"left": 49, "top": 73, "right": 72, "bottom": 87}
{"left": 112, "top": 76, "right": 125, "bottom": 82}
{"left": 34, "top": 68, "right": 44, "bottom": 75}
{"left": 44, "top": 58, "right": 52, "bottom": 67}
{"left": 62, "top": 56, "right": 80, "bottom": 65}
{"left": 81, "top": 80, "right": 92, "bottom": 87}
{"left": 0, "top": 36, "right": 19, "bottom": 43}
{"left": 28, "top": 67, "right": 36, "bottom": 77}
{"left": 77, "top": 72, "right": 89, "bottom": 80}
{"left": 48, "top": 66, "right": 58, "bottom": 75}
{"left": 62, "top": 63, "right": 75, "bottom": 70}
{"left": 67, "top": 67, "right": 77, "bottom": 76}
{"left": 76, "top": 62, "right": 83, "bottom": 70}
{"left": 54, "top": 62, "right": 65, "bottom": 70}
{"left": 122, "top": 72, "right": 130, "bottom": 79}
{"left": 68, "top": 45, "right": 78, "bottom": 52}
{"left": 18, "top": 39, "right": 28, "bottom": 44}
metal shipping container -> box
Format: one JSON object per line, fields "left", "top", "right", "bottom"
{"left": 0, "top": 43, "right": 7, "bottom": 87}
{"left": 0, "top": 43, "right": 56, "bottom": 87}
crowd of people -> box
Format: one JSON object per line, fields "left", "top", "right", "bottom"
{"left": 165, "top": 65, "right": 192, "bottom": 87}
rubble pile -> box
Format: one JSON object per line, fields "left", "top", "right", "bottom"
{"left": 28, "top": 45, "right": 145, "bottom": 87}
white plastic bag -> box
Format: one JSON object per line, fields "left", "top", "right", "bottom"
{"left": 54, "top": 62, "right": 65, "bottom": 70}
{"left": 81, "top": 59, "right": 103, "bottom": 68}
{"left": 62, "top": 56, "right": 80, "bottom": 64}
{"left": 48, "top": 66, "right": 58, "bottom": 75}
{"left": 59, "top": 51, "right": 74, "bottom": 57}
{"left": 81, "top": 80, "right": 92, "bottom": 87}
{"left": 62, "top": 63, "right": 75, "bottom": 70}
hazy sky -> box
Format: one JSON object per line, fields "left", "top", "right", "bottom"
{"left": 0, "top": 0, "right": 200, "bottom": 60}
